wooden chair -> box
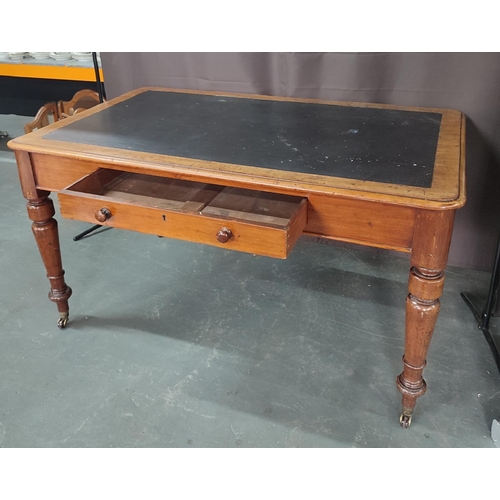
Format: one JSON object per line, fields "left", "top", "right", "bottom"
{"left": 24, "top": 102, "right": 59, "bottom": 134}
{"left": 58, "top": 89, "right": 101, "bottom": 119}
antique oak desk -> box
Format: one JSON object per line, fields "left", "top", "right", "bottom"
{"left": 8, "top": 88, "right": 466, "bottom": 428}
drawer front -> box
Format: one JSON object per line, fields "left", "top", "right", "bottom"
{"left": 58, "top": 169, "right": 307, "bottom": 259}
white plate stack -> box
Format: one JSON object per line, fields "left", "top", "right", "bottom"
{"left": 72, "top": 52, "right": 93, "bottom": 61}
{"left": 8, "top": 52, "right": 28, "bottom": 61}
{"left": 49, "top": 52, "right": 72, "bottom": 61}
{"left": 30, "top": 52, "right": 51, "bottom": 60}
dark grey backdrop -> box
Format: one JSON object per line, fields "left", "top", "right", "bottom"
{"left": 100, "top": 52, "right": 500, "bottom": 272}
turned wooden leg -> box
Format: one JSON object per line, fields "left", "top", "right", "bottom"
{"left": 27, "top": 191, "right": 72, "bottom": 328}
{"left": 396, "top": 209, "right": 455, "bottom": 427}
{"left": 397, "top": 268, "right": 445, "bottom": 427}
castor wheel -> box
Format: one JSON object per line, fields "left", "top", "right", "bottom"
{"left": 57, "top": 313, "right": 69, "bottom": 329}
{"left": 399, "top": 413, "right": 412, "bottom": 428}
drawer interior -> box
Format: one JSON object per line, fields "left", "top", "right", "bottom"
{"left": 63, "top": 169, "right": 305, "bottom": 229}
{"left": 59, "top": 169, "right": 308, "bottom": 258}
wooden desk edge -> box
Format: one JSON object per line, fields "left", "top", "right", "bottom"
{"left": 10, "top": 148, "right": 466, "bottom": 212}
{"left": 8, "top": 88, "right": 466, "bottom": 211}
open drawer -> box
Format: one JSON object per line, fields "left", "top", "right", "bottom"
{"left": 58, "top": 169, "right": 308, "bottom": 259}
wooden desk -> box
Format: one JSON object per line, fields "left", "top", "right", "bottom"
{"left": 8, "top": 87, "right": 466, "bottom": 428}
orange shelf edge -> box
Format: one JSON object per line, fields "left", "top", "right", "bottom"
{"left": 0, "top": 63, "right": 104, "bottom": 82}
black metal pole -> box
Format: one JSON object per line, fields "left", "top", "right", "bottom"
{"left": 73, "top": 224, "right": 103, "bottom": 242}
{"left": 92, "top": 52, "right": 106, "bottom": 102}
{"left": 73, "top": 52, "right": 108, "bottom": 242}
{"left": 480, "top": 230, "right": 500, "bottom": 331}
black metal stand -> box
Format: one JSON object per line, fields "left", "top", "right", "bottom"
{"left": 461, "top": 230, "right": 500, "bottom": 373}
{"left": 73, "top": 224, "right": 102, "bottom": 242}
{"left": 73, "top": 52, "right": 108, "bottom": 242}
{"left": 92, "top": 52, "right": 106, "bottom": 103}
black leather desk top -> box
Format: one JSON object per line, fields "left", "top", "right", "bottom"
{"left": 46, "top": 90, "right": 442, "bottom": 187}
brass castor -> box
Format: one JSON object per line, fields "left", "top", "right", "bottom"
{"left": 399, "top": 413, "right": 412, "bottom": 428}
{"left": 57, "top": 313, "right": 69, "bottom": 329}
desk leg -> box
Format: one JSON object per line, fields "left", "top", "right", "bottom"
{"left": 396, "top": 209, "right": 455, "bottom": 428}
{"left": 15, "top": 151, "right": 72, "bottom": 328}
{"left": 27, "top": 192, "right": 72, "bottom": 328}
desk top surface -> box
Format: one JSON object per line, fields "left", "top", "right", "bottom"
{"left": 46, "top": 90, "right": 440, "bottom": 188}
{"left": 9, "top": 87, "right": 466, "bottom": 208}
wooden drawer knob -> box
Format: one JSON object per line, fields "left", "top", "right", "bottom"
{"left": 95, "top": 207, "right": 112, "bottom": 223}
{"left": 216, "top": 228, "right": 233, "bottom": 243}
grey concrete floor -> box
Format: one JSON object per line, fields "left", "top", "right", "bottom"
{"left": 0, "top": 114, "right": 499, "bottom": 448}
